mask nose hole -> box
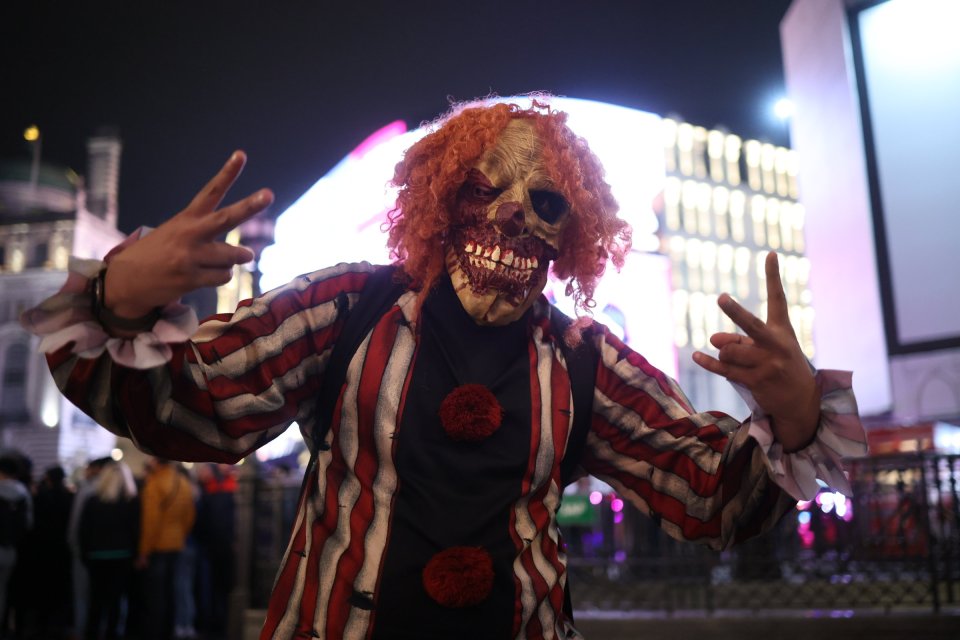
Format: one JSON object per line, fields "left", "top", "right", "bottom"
{"left": 495, "top": 202, "right": 526, "bottom": 237}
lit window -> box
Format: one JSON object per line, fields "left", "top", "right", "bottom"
{"left": 678, "top": 123, "right": 694, "bottom": 176}
{"left": 775, "top": 147, "right": 790, "bottom": 197}
{"left": 685, "top": 239, "right": 702, "bottom": 291}
{"left": 696, "top": 182, "right": 712, "bottom": 237}
{"left": 729, "top": 191, "right": 746, "bottom": 243}
{"left": 662, "top": 119, "right": 678, "bottom": 174}
{"left": 664, "top": 177, "right": 682, "bottom": 231}
{"left": 717, "top": 243, "right": 734, "bottom": 295}
{"left": 725, "top": 134, "right": 742, "bottom": 187}
{"left": 692, "top": 126, "right": 708, "bottom": 180}
{"left": 760, "top": 143, "right": 776, "bottom": 194}
{"left": 668, "top": 236, "right": 686, "bottom": 289}
{"left": 713, "top": 186, "right": 729, "bottom": 240}
{"left": 704, "top": 294, "right": 721, "bottom": 339}
{"left": 793, "top": 204, "right": 806, "bottom": 252}
{"left": 10, "top": 247, "right": 24, "bottom": 272}
{"left": 735, "top": 247, "right": 752, "bottom": 300}
{"left": 701, "top": 242, "right": 717, "bottom": 294}
{"left": 744, "top": 140, "right": 762, "bottom": 192}
{"left": 53, "top": 245, "right": 69, "bottom": 270}
{"left": 780, "top": 201, "right": 794, "bottom": 252}
{"left": 682, "top": 181, "right": 699, "bottom": 235}
{"left": 786, "top": 150, "right": 800, "bottom": 199}
{"left": 751, "top": 195, "right": 767, "bottom": 247}
{"left": 708, "top": 129, "right": 725, "bottom": 183}
{"left": 766, "top": 198, "right": 781, "bottom": 250}
{"left": 785, "top": 255, "right": 800, "bottom": 305}
{"left": 756, "top": 252, "right": 768, "bottom": 301}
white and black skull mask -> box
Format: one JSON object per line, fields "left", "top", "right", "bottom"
{"left": 446, "top": 119, "right": 571, "bottom": 326}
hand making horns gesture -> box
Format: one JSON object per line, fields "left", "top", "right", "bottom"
{"left": 693, "top": 251, "right": 820, "bottom": 452}
{"left": 104, "top": 151, "right": 273, "bottom": 319}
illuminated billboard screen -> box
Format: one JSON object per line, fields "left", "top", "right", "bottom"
{"left": 850, "top": 0, "right": 960, "bottom": 353}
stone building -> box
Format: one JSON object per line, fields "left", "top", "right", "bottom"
{"left": 0, "top": 130, "right": 125, "bottom": 476}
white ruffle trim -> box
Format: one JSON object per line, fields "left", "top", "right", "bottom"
{"left": 735, "top": 369, "right": 868, "bottom": 501}
{"left": 20, "top": 230, "right": 198, "bottom": 369}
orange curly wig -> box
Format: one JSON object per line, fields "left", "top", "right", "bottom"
{"left": 386, "top": 99, "right": 631, "bottom": 317}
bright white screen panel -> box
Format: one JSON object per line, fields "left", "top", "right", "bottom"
{"left": 857, "top": 0, "right": 960, "bottom": 347}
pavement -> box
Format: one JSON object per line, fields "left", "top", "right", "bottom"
{"left": 574, "top": 611, "right": 960, "bottom": 640}
{"left": 243, "top": 609, "right": 960, "bottom": 639}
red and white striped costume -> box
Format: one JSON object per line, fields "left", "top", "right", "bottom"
{"left": 44, "top": 262, "right": 860, "bottom": 639}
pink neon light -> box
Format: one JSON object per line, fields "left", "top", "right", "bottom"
{"left": 349, "top": 120, "right": 408, "bottom": 160}
{"left": 588, "top": 491, "right": 603, "bottom": 505}
{"left": 611, "top": 498, "right": 624, "bottom": 513}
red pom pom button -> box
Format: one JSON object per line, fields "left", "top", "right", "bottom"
{"left": 438, "top": 384, "right": 503, "bottom": 442}
{"left": 422, "top": 546, "right": 495, "bottom": 607}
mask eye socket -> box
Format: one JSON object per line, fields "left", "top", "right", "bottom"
{"left": 460, "top": 169, "right": 502, "bottom": 203}
{"left": 472, "top": 184, "right": 500, "bottom": 199}
{"left": 529, "top": 190, "right": 569, "bottom": 224}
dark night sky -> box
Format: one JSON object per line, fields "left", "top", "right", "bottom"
{"left": 2, "top": 0, "right": 794, "bottom": 234}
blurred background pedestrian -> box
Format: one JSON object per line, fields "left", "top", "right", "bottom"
{"left": 0, "top": 453, "right": 32, "bottom": 639}
{"left": 78, "top": 460, "right": 139, "bottom": 640}
{"left": 194, "top": 464, "right": 237, "bottom": 640}
{"left": 172, "top": 466, "right": 199, "bottom": 640}
{"left": 21, "top": 465, "right": 74, "bottom": 638}
{"left": 69, "top": 457, "right": 111, "bottom": 640}
{"left": 136, "top": 458, "right": 195, "bottom": 640}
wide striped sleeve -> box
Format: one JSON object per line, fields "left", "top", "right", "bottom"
{"left": 42, "top": 262, "right": 379, "bottom": 463}
{"left": 581, "top": 326, "right": 797, "bottom": 551}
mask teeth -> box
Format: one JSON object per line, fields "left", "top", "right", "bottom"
{"left": 460, "top": 237, "right": 540, "bottom": 273}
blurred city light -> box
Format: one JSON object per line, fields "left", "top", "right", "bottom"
{"left": 23, "top": 124, "right": 40, "bottom": 141}
{"left": 773, "top": 97, "right": 794, "bottom": 121}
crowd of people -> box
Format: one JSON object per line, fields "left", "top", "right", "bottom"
{"left": 0, "top": 451, "right": 238, "bottom": 640}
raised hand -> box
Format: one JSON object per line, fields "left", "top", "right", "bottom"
{"left": 692, "top": 251, "right": 819, "bottom": 452}
{"left": 104, "top": 151, "right": 274, "bottom": 319}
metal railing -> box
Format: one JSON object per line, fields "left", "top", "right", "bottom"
{"left": 232, "top": 452, "right": 960, "bottom": 620}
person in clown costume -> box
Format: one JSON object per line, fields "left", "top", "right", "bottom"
{"left": 24, "top": 99, "right": 865, "bottom": 640}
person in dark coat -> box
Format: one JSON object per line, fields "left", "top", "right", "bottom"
{"left": 194, "top": 463, "right": 237, "bottom": 640}
{"left": 78, "top": 461, "right": 140, "bottom": 640}
{"left": 26, "top": 465, "right": 75, "bottom": 638}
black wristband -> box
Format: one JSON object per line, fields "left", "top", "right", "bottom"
{"left": 91, "top": 267, "right": 161, "bottom": 332}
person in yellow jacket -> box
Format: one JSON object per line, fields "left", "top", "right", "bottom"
{"left": 137, "top": 458, "right": 196, "bottom": 640}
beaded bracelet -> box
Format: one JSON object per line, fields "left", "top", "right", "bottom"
{"left": 90, "top": 267, "right": 161, "bottom": 333}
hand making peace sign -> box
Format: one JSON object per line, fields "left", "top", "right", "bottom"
{"left": 693, "top": 251, "right": 820, "bottom": 452}
{"left": 104, "top": 152, "right": 274, "bottom": 320}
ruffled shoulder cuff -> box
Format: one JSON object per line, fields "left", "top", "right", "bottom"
{"left": 735, "top": 370, "right": 868, "bottom": 501}
{"left": 19, "top": 228, "right": 198, "bottom": 369}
